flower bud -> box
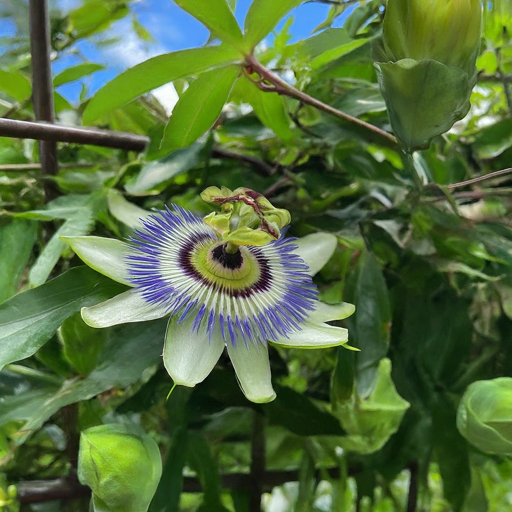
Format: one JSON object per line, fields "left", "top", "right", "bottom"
{"left": 375, "top": 0, "right": 482, "bottom": 151}
{"left": 78, "top": 424, "right": 162, "bottom": 512}
{"left": 457, "top": 378, "right": 512, "bottom": 455}
{"left": 383, "top": 0, "right": 482, "bottom": 74}
{"left": 201, "top": 186, "right": 291, "bottom": 245}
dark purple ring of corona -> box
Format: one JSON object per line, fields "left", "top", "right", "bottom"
{"left": 125, "top": 205, "right": 318, "bottom": 346}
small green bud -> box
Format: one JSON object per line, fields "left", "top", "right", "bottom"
{"left": 78, "top": 424, "right": 162, "bottom": 512}
{"left": 383, "top": 0, "right": 482, "bottom": 74}
{"left": 200, "top": 186, "right": 291, "bottom": 248}
{"left": 457, "top": 378, "right": 512, "bottom": 455}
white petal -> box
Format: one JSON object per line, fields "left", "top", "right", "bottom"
{"left": 270, "top": 321, "right": 348, "bottom": 349}
{"left": 61, "top": 236, "right": 131, "bottom": 286}
{"left": 308, "top": 302, "right": 355, "bottom": 323}
{"left": 81, "top": 289, "right": 168, "bottom": 328}
{"left": 294, "top": 233, "right": 337, "bottom": 276}
{"left": 163, "top": 317, "right": 224, "bottom": 387}
{"left": 226, "top": 342, "right": 276, "bottom": 403}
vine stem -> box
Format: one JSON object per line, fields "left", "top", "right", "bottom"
{"left": 444, "top": 167, "right": 512, "bottom": 189}
{"left": 244, "top": 55, "right": 397, "bottom": 148}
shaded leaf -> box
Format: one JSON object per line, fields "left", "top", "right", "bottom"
{"left": 0, "top": 218, "right": 36, "bottom": 304}
{"left": 0, "top": 69, "right": 31, "bottom": 102}
{"left": 126, "top": 142, "right": 205, "bottom": 196}
{"left": 0, "top": 266, "right": 125, "bottom": 372}
{"left": 266, "top": 384, "right": 345, "bottom": 436}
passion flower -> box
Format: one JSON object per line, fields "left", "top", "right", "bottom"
{"left": 62, "top": 189, "right": 354, "bottom": 403}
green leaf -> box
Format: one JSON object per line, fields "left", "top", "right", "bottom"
{"left": 333, "top": 87, "right": 386, "bottom": 117}
{"left": 0, "top": 319, "right": 166, "bottom": 444}
{"left": 107, "top": 189, "right": 150, "bottom": 228}
{"left": 69, "top": 0, "right": 129, "bottom": 39}
{"left": 235, "top": 76, "right": 294, "bottom": 141}
{"left": 60, "top": 312, "right": 107, "bottom": 375}
{"left": 0, "top": 266, "right": 125, "bottom": 372}
{"left": 28, "top": 205, "right": 95, "bottom": 287}
{"left": 348, "top": 250, "right": 391, "bottom": 396}
{"left": 0, "top": 69, "right": 31, "bottom": 102}
{"left": 433, "top": 394, "right": 471, "bottom": 511}
{"left": 187, "top": 432, "right": 229, "bottom": 510}
{"left": 266, "top": 384, "right": 345, "bottom": 436}
{"left": 472, "top": 118, "right": 512, "bottom": 160}
{"left": 293, "top": 28, "right": 368, "bottom": 70}
{"left": 375, "top": 59, "right": 471, "bottom": 151}
{"left": 15, "top": 194, "right": 92, "bottom": 221}
{"left": 244, "top": 0, "right": 301, "bottom": 50}
{"left": 83, "top": 46, "right": 242, "bottom": 124}
{"left": 53, "top": 63, "right": 105, "bottom": 87}
{"left": 0, "top": 219, "right": 36, "bottom": 304}
{"left": 333, "top": 359, "right": 410, "bottom": 455}
{"left": 160, "top": 65, "right": 239, "bottom": 153}
{"left": 150, "top": 427, "right": 188, "bottom": 512}
{"left": 174, "top": 0, "right": 244, "bottom": 50}
{"left": 125, "top": 142, "right": 205, "bottom": 196}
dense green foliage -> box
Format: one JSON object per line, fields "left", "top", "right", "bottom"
{"left": 1, "top": 0, "right": 512, "bottom": 511}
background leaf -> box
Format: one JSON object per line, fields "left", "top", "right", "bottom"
{"left": 83, "top": 46, "right": 241, "bottom": 124}
{"left": 160, "top": 65, "right": 239, "bottom": 153}
{"left": 0, "top": 266, "right": 125, "bottom": 371}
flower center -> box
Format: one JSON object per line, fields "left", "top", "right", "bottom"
{"left": 190, "top": 242, "right": 264, "bottom": 295}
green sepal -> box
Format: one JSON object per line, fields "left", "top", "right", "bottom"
{"left": 375, "top": 58, "right": 472, "bottom": 151}
{"left": 332, "top": 358, "right": 410, "bottom": 454}
{"left": 225, "top": 226, "right": 275, "bottom": 246}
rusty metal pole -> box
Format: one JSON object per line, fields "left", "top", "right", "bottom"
{"left": 29, "top": 0, "right": 59, "bottom": 200}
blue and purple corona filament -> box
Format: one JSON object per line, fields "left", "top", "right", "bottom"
{"left": 126, "top": 205, "right": 318, "bottom": 347}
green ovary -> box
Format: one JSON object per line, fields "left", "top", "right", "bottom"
{"left": 191, "top": 242, "right": 261, "bottom": 293}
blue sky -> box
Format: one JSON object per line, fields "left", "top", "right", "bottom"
{"left": 1, "top": 0, "right": 353, "bottom": 110}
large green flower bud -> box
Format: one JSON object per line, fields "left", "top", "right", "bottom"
{"left": 78, "top": 424, "right": 162, "bottom": 512}
{"left": 375, "top": 0, "right": 482, "bottom": 151}
{"left": 457, "top": 378, "right": 512, "bottom": 455}
{"left": 383, "top": 0, "right": 482, "bottom": 74}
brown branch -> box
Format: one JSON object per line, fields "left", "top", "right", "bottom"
{"left": 406, "top": 461, "right": 419, "bottom": 512}
{"left": 0, "top": 118, "right": 148, "bottom": 151}
{"left": 212, "top": 147, "right": 277, "bottom": 176}
{"left": 437, "top": 168, "right": 512, "bottom": 190}
{"left": 478, "top": 73, "right": 512, "bottom": 83}
{"left": 244, "top": 55, "right": 397, "bottom": 148}
{"left": 249, "top": 412, "right": 266, "bottom": 512}
{"left": 0, "top": 162, "right": 115, "bottom": 172}
{"left": 1, "top": 98, "right": 31, "bottom": 119}
{"left": 29, "top": 0, "right": 59, "bottom": 200}
{"left": 17, "top": 466, "right": 363, "bottom": 503}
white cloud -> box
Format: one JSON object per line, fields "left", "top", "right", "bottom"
{"left": 152, "top": 82, "right": 179, "bottom": 115}
{"left": 101, "top": 18, "right": 166, "bottom": 70}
